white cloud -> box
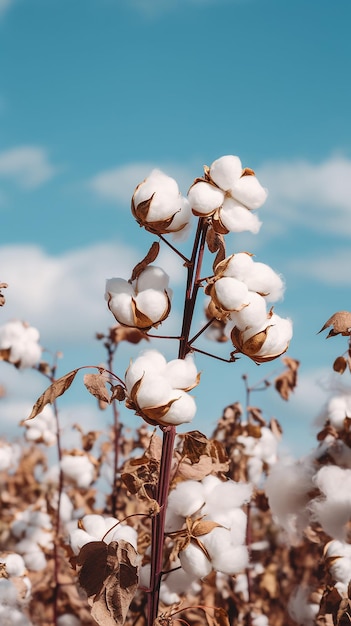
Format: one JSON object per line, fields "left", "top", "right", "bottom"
{"left": 0, "top": 146, "right": 57, "bottom": 189}
{"left": 0, "top": 240, "right": 188, "bottom": 348}
{"left": 0, "top": 0, "right": 15, "bottom": 18}
{"left": 89, "top": 161, "right": 194, "bottom": 206}
{"left": 257, "top": 155, "right": 351, "bottom": 237}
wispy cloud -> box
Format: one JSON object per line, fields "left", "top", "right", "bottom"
{"left": 257, "top": 155, "right": 351, "bottom": 237}
{"left": 0, "top": 146, "right": 57, "bottom": 189}
{"left": 89, "top": 161, "right": 194, "bottom": 206}
{"left": 0, "top": 0, "right": 15, "bottom": 19}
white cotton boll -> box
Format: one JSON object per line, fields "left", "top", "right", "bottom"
{"left": 254, "top": 427, "right": 278, "bottom": 465}
{"left": 325, "top": 540, "right": 350, "bottom": 559}
{"left": 0, "top": 443, "right": 15, "bottom": 471}
{"left": 164, "top": 509, "right": 186, "bottom": 533}
{"left": 329, "top": 556, "right": 351, "bottom": 584}
{"left": 57, "top": 615, "right": 81, "bottom": 626}
{"left": 161, "top": 562, "right": 201, "bottom": 601}
{"left": 107, "top": 292, "right": 135, "bottom": 326}
{"left": 133, "top": 170, "right": 181, "bottom": 222}
{"left": 0, "top": 579, "right": 19, "bottom": 605}
{"left": 61, "top": 455, "right": 95, "bottom": 489}
{"left": 125, "top": 350, "right": 167, "bottom": 391}
{"left": 323, "top": 394, "right": 351, "bottom": 430}
{"left": 135, "top": 289, "right": 169, "bottom": 322}
{"left": 251, "top": 614, "right": 269, "bottom": 626}
{"left": 22, "top": 547, "right": 47, "bottom": 572}
{"left": 188, "top": 181, "right": 224, "bottom": 215}
{"left": 244, "top": 262, "right": 285, "bottom": 302}
{"left": 310, "top": 466, "right": 351, "bottom": 539}
{"left": 254, "top": 315, "right": 293, "bottom": 358}
{"left": 159, "top": 587, "right": 181, "bottom": 605}
{"left": 247, "top": 456, "right": 264, "bottom": 485}
{"left": 69, "top": 528, "right": 97, "bottom": 554}
{"left": 179, "top": 542, "right": 212, "bottom": 578}
{"left": 25, "top": 405, "right": 57, "bottom": 445}
{"left": 80, "top": 514, "right": 107, "bottom": 539}
{"left": 210, "top": 155, "right": 243, "bottom": 191}
{"left": 136, "top": 266, "right": 170, "bottom": 292}
{"left": 214, "top": 277, "right": 249, "bottom": 311}
{"left": 230, "top": 174, "right": 268, "bottom": 210}
{"left": 167, "top": 480, "right": 206, "bottom": 518}
{"left": 164, "top": 354, "right": 198, "bottom": 390}
{"left": 219, "top": 200, "right": 262, "bottom": 234}
{"left": 234, "top": 573, "right": 249, "bottom": 599}
{"left": 108, "top": 525, "right": 138, "bottom": 550}
{"left": 201, "top": 474, "right": 222, "bottom": 496}
{"left": 139, "top": 563, "right": 151, "bottom": 589}
{"left": 213, "top": 545, "right": 249, "bottom": 575}
{"left": 161, "top": 390, "right": 197, "bottom": 425}
{"left": 223, "top": 253, "right": 254, "bottom": 280}
{"left": 16, "top": 342, "right": 42, "bottom": 368}
{"left": 58, "top": 492, "right": 73, "bottom": 523}
{"left": 168, "top": 196, "right": 192, "bottom": 234}
{"left": 288, "top": 586, "right": 320, "bottom": 626}
{"left": 229, "top": 509, "right": 248, "bottom": 546}
{"left": 135, "top": 374, "right": 173, "bottom": 409}
{"left": 3, "top": 554, "right": 26, "bottom": 577}
{"left": 105, "top": 278, "right": 134, "bottom": 299}
{"left": 203, "top": 480, "right": 252, "bottom": 513}
{"left": 27, "top": 527, "right": 53, "bottom": 550}
{"left": 229, "top": 292, "right": 268, "bottom": 331}
{"left": 0, "top": 605, "right": 32, "bottom": 626}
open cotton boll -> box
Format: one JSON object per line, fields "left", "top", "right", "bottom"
{"left": 107, "top": 292, "right": 135, "bottom": 326}
{"left": 251, "top": 615, "right": 269, "bottom": 626}
{"left": 80, "top": 514, "right": 107, "bottom": 539}
{"left": 169, "top": 196, "right": 192, "bottom": 232}
{"left": 247, "top": 456, "right": 264, "bottom": 485}
{"left": 222, "top": 252, "right": 254, "bottom": 280}
{"left": 219, "top": 200, "right": 262, "bottom": 234}
{"left": 202, "top": 479, "right": 252, "bottom": 513}
{"left": 161, "top": 390, "right": 197, "bottom": 425}
{"left": 230, "top": 174, "right": 268, "bottom": 210}
{"left": 288, "top": 585, "right": 320, "bottom": 626}
{"left": 244, "top": 262, "right": 285, "bottom": 302}
{"left": 135, "top": 289, "right": 169, "bottom": 322}
{"left": 324, "top": 394, "right": 351, "bottom": 430}
{"left": 214, "top": 277, "right": 249, "bottom": 311}
{"left": 125, "top": 350, "right": 167, "bottom": 390}
{"left": 0, "top": 578, "right": 19, "bottom": 605}
{"left": 2, "top": 554, "right": 26, "bottom": 578}
{"left": 310, "top": 466, "right": 351, "bottom": 539}
{"left": 228, "top": 292, "right": 268, "bottom": 331}
{"left": 134, "top": 373, "right": 173, "bottom": 409}
{"left": 164, "top": 354, "right": 198, "bottom": 390}
{"left": 61, "top": 455, "right": 95, "bottom": 489}
{"left": 254, "top": 315, "right": 293, "bottom": 357}
{"left": 167, "top": 480, "right": 206, "bottom": 518}
{"left": 179, "top": 542, "right": 212, "bottom": 578}
{"left": 105, "top": 278, "right": 134, "bottom": 299}
{"left": 136, "top": 266, "right": 170, "bottom": 292}
{"left": 209, "top": 155, "right": 243, "bottom": 190}
{"left": 202, "top": 528, "right": 249, "bottom": 574}
{"left": 69, "top": 528, "right": 98, "bottom": 554}
{"left": 188, "top": 181, "right": 224, "bottom": 215}
{"left": 107, "top": 524, "right": 138, "bottom": 550}
{"left": 133, "top": 170, "right": 180, "bottom": 220}
{"left": 160, "top": 561, "right": 201, "bottom": 604}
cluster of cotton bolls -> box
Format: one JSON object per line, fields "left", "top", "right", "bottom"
{"left": 205, "top": 252, "right": 292, "bottom": 363}
{"left": 0, "top": 320, "right": 42, "bottom": 368}
{"left": 105, "top": 265, "right": 172, "bottom": 330}
{"left": 23, "top": 404, "right": 57, "bottom": 446}
{"left": 124, "top": 349, "right": 199, "bottom": 426}
{"left": 11, "top": 507, "right": 53, "bottom": 571}
{"left": 0, "top": 552, "right": 32, "bottom": 626}
{"left": 145, "top": 475, "right": 252, "bottom": 605}
{"left": 69, "top": 513, "right": 139, "bottom": 555}
{"left": 60, "top": 453, "right": 96, "bottom": 489}
{"left": 132, "top": 169, "right": 192, "bottom": 237}
{"left": 235, "top": 426, "right": 280, "bottom": 485}
{"left": 324, "top": 540, "right": 351, "bottom": 595}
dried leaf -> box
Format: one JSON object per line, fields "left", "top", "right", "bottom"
{"left": 191, "top": 519, "right": 222, "bottom": 537}
{"left": 84, "top": 373, "right": 111, "bottom": 404}
{"left": 274, "top": 357, "right": 300, "bottom": 400}
{"left": 0, "top": 282, "right": 8, "bottom": 307}
{"left": 78, "top": 540, "right": 139, "bottom": 626}
{"left": 109, "top": 325, "right": 149, "bottom": 345}
{"left": 333, "top": 356, "right": 348, "bottom": 374}
{"left": 25, "top": 369, "right": 79, "bottom": 421}
{"left": 129, "top": 241, "right": 160, "bottom": 282}
{"left": 318, "top": 311, "right": 351, "bottom": 338}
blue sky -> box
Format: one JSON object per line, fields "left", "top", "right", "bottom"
{"left": 1, "top": 0, "right": 351, "bottom": 456}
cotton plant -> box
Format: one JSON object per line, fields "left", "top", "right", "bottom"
{"left": 0, "top": 320, "right": 42, "bottom": 368}
{"left": 22, "top": 152, "right": 294, "bottom": 626}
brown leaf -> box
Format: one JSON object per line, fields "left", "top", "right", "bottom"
{"left": 204, "top": 607, "right": 230, "bottom": 626}
{"left": 129, "top": 241, "right": 160, "bottom": 282}
{"left": 333, "top": 356, "right": 348, "bottom": 374}
{"left": 0, "top": 282, "right": 8, "bottom": 307}
{"left": 179, "top": 430, "right": 212, "bottom": 464}
{"left": 78, "top": 540, "right": 139, "bottom": 626}
{"left": 25, "top": 369, "right": 79, "bottom": 421}
{"left": 84, "top": 373, "right": 111, "bottom": 404}
{"left": 274, "top": 357, "right": 300, "bottom": 400}
{"left": 109, "top": 325, "right": 149, "bottom": 345}
{"left": 318, "top": 311, "right": 351, "bottom": 338}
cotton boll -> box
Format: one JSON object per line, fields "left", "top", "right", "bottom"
{"left": 167, "top": 480, "right": 206, "bottom": 518}
{"left": 2, "top": 554, "right": 26, "bottom": 577}
{"left": 164, "top": 354, "right": 198, "bottom": 390}
{"left": 57, "top": 615, "right": 81, "bottom": 626}
{"left": 161, "top": 390, "right": 197, "bottom": 425}
{"left": 179, "top": 542, "right": 212, "bottom": 578}
{"left": 254, "top": 427, "right": 279, "bottom": 465}
{"left": 325, "top": 394, "right": 351, "bottom": 430}
{"left": 108, "top": 524, "right": 138, "bottom": 550}
{"left": 230, "top": 174, "right": 268, "bottom": 210}
{"left": 164, "top": 510, "right": 186, "bottom": 533}
{"left": 0, "top": 578, "right": 19, "bottom": 605}
{"left": 139, "top": 563, "right": 151, "bottom": 589}
{"left": 105, "top": 278, "right": 134, "bottom": 299}
{"left": 136, "top": 266, "right": 170, "bottom": 292}
{"left": 209, "top": 155, "right": 243, "bottom": 191}
{"left": 125, "top": 350, "right": 167, "bottom": 390}
{"left": 288, "top": 585, "right": 320, "bottom": 626}
{"left": 135, "top": 289, "right": 169, "bottom": 323}
{"left": 204, "top": 529, "right": 249, "bottom": 575}
{"left": 133, "top": 170, "right": 181, "bottom": 222}
{"left": 107, "top": 292, "right": 135, "bottom": 326}
{"left": 168, "top": 196, "right": 192, "bottom": 234}
{"left": 0, "top": 604, "right": 33, "bottom": 626}
{"left": 244, "top": 262, "right": 285, "bottom": 302}
{"left": 160, "top": 561, "right": 201, "bottom": 602}
{"left": 310, "top": 466, "right": 351, "bottom": 539}
{"left": 247, "top": 456, "right": 264, "bottom": 485}
{"left": 188, "top": 181, "right": 224, "bottom": 215}
{"left": 229, "top": 292, "right": 268, "bottom": 331}
{"left": 254, "top": 315, "right": 293, "bottom": 358}
{"left": 69, "top": 529, "right": 97, "bottom": 554}
{"left": 202, "top": 479, "right": 252, "bottom": 514}
{"left": 134, "top": 374, "right": 173, "bottom": 409}
{"left": 201, "top": 474, "right": 222, "bottom": 496}
{"left": 21, "top": 546, "right": 47, "bottom": 571}
{"left": 219, "top": 200, "right": 262, "bottom": 234}
{"left": 329, "top": 556, "right": 351, "bottom": 584}
{"left": 80, "top": 514, "right": 107, "bottom": 539}
{"left": 251, "top": 614, "right": 269, "bottom": 626}
{"left": 159, "top": 587, "right": 181, "bottom": 605}
{"left": 214, "top": 277, "right": 249, "bottom": 312}
{"left": 61, "top": 455, "right": 95, "bottom": 489}
{"left": 222, "top": 253, "right": 254, "bottom": 280}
